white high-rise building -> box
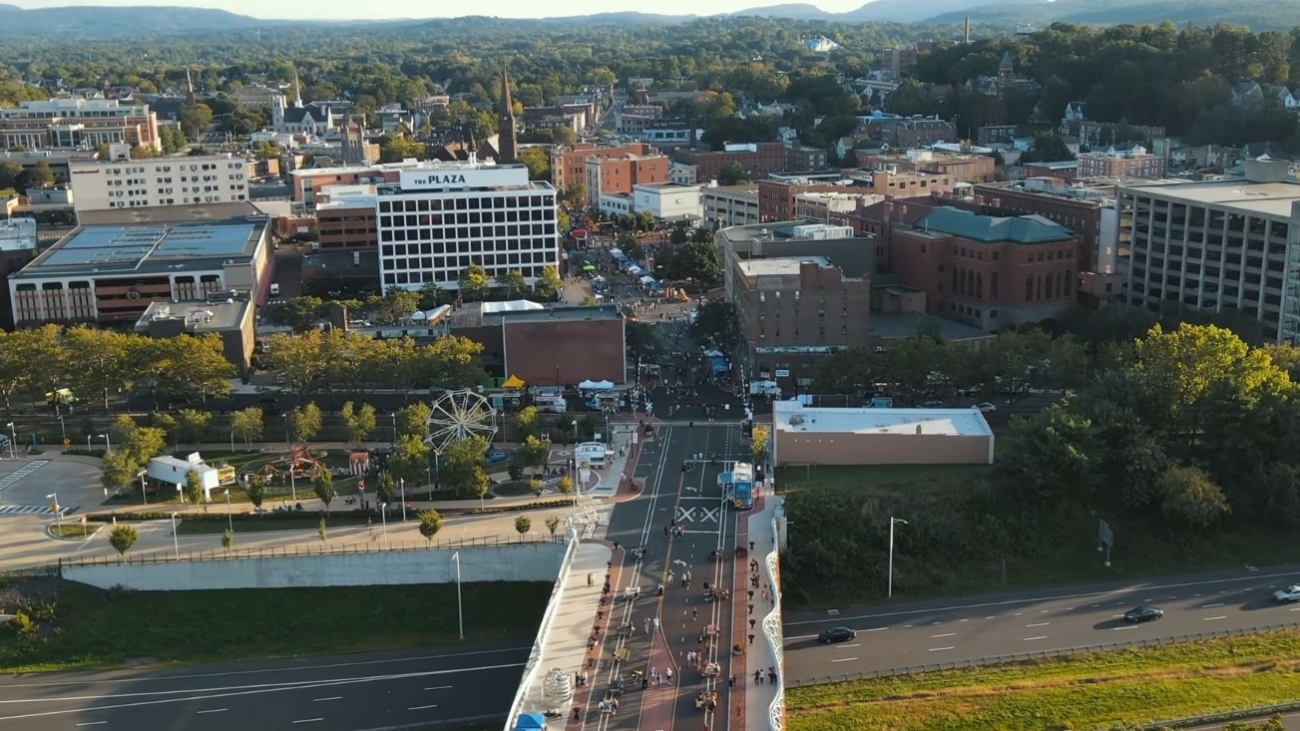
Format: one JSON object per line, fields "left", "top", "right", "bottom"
{"left": 69, "top": 154, "right": 250, "bottom": 213}
{"left": 375, "top": 161, "right": 560, "bottom": 290}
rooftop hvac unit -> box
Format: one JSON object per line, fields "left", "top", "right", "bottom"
{"left": 151, "top": 305, "right": 172, "bottom": 320}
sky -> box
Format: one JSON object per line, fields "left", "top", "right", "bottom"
{"left": 14, "top": 0, "right": 876, "bottom": 20}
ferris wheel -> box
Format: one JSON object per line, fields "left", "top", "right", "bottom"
{"left": 425, "top": 389, "right": 499, "bottom": 455}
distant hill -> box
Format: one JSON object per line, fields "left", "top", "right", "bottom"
{"left": 842, "top": 0, "right": 1038, "bottom": 23}
{"left": 0, "top": 4, "right": 276, "bottom": 37}
{"left": 731, "top": 3, "right": 841, "bottom": 20}
{"left": 923, "top": 0, "right": 1300, "bottom": 31}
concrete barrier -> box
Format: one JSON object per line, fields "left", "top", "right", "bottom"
{"left": 62, "top": 543, "right": 568, "bottom": 591}
{"left": 502, "top": 529, "right": 579, "bottom": 731}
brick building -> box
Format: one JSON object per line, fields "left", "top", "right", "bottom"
{"left": 885, "top": 205, "right": 1078, "bottom": 331}
{"left": 448, "top": 302, "right": 626, "bottom": 386}
{"left": 673, "top": 142, "right": 787, "bottom": 184}
{"left": 857, "top": 150, "right": 996, "bottom": 183}
{"left": 549, "top": 142, "right": 660, "bottom": 201}
{"left": 968, "top": 179, "right": 1119, "bottom": 276}
{"left": 757, "top": 179, "right": 849, "bottom": 221}
{"left": 1077, "top": 145, "right": 1167, "bottom": 179}
{"left": 0, "top": 98, "right": 161, "bottom": 152}
{"left": 584, "top": 153, "right": 670, "bottom": 204}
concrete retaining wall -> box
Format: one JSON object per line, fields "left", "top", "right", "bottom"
{"left": 63, "top": 544, "right": 568, "bottom": 592}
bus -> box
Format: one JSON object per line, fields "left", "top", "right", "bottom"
{"left": 720, "top": 461, "right": 754, "bottom": 510}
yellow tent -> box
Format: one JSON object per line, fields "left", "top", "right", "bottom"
{"left": 502, "top": 375, "right": 526, "bottom": 389}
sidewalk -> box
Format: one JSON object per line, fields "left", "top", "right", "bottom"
{"left": 584, "top": 424, "right": 641, "bottom": 500}
{"left": 742, "top": 493, "right": 784, "bottom": 731}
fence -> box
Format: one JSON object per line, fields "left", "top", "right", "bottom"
{"left": 785, "top": 622, "right": 1300, "bottom": 686}
{"left": 58, "top": 534, "right": 563, "bottom": 569}
{"left": 0, "top": 564, "right": 59, "bottom": 580}
{"left": 501, "top": 530, "right": 580, "bottom": 731}
{"left": 1147, "top": 700, "right": 1300, "bottom": 729}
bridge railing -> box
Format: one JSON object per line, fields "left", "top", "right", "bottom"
{"left": 763, "top": 510, "right": 785, "bottom": 731}
{"left": 785, "top": 621, "right": 1300, "bottom": 686}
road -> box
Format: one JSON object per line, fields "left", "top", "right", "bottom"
{"left": 590, "top": 423, "right": 745, "bottom": 731}
{"left": 0, "top": 645, "right": 528, "bottom": 731}
{"left": 782, "top": 564, "right": 1300, "bottom": 684}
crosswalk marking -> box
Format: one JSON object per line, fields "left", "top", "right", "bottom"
{"left": 0, "top": 504, "right": 64, "bottom": 516}
{"left": 0, "top": 460, "right": 51, "bottom": 492}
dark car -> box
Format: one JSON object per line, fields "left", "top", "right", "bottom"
{"left": 1123, "top": 606, "right": 1164, "bottom": 623}
{"left": 485, "top": 449, "right": 509, "bottom": 465}
{"left": 818, "top": 627, "right": 857, "bottom": 644}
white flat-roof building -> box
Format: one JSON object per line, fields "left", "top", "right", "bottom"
{"left": 771, "top": 400, "right": 994, "bottom": 466}
{"left": 375, "top": 160, "right": 559, "bottom": 291}
{"left": 703, "top": 185, "right": 759, "bottom": 228}
{"left": 632, "top": 182, "right": 703, "bottom": 221}
{"left": 69, "top": 155, "right": 250, "bottom": 213}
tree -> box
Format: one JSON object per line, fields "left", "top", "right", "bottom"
{"left": 716, "top": 160, "right": 751, "bottom": 185}
{"left": 246, "top": 473, "right": 266, "bottom": 512}
{"left": 0, "top": 160, "right": 22, "bottom": 190}
{"left": 545, "top": 515, "right": 562, "bottom": 537}
{"left": 418, "top": 509, "right": 443, "bottom": 545}
{"left": 184, "top": 468, "right": 204, "bottom": 505}
{"left": 100, "top": 450, "right": 137, "bottom": 494}
{"left": 459, "top": 262, "right": 489, "bottom": 301}
{"left": 534, "top": 266, "right": 563, "bottom": 300}
{"left": 221, "top": 528, "right": 233, "bottom": 551}
{"left": 556, "top": 475, "right": 574, "bottom": 496}
{"left": 995, "top": 406, "right": 1102, "bottom": 503}
{"left": 376, "top": 470, "right": 398, "bottom": 506}
{"left": 390, "top": 433, "right": 432, "bottom": 485}
{"left": 750, "top": 424, "right": 770, "bottom": 465}
{"left": 517, "top": 434, "right": 550, "bottom": 476}
{"left": 27, "top": 159, "right": 54, "bottom": 189}
{"left": 175, "top": 409, "right": 211, "bottom": 446}
{"left": 529, "top": 476, "right": 544, "bottom": 497}
{"left": 231, "top": 407, "right": 264, "bottom": 447}
{"left": 690, "top": 300, "right": 739, "bottom": 350}
{"left": 288, "top": 403, "right": 323, "bottom": 445}
{"left": 663, "top": 240, "right": 723, "bottom": 284}
{"left": 441, "top": 434, "right": 492, "bottom": 504}
{"left": 178, "top": 102, "right": 214, "bottom": 139}
{"left": 109, "top": 525, "right": 139, "bottom": 557}
{"left": 515, "top": 515, "right": 532, "bottom": 535}
{"left": 1158, "top": 465, "right": 1230, "bottom": 528}
{"left": 397, "top": 402, "right": 433, "bottom": 437}
{"left": 502, "top": 268, "right": 528, "bottom": 297}
{"left": 616, "top": 233, "right": 646, "bottom": 261}
{"left": 511, "top": 406, "right": 541, "bottom": 441}
{"left": 340, "top": 401, "right": 377, "bottom": 445}
{"left": 318, "top": 516, "right": 328, "bottom": 543}
{"left": 518, "top": 146, "right": 550, "bottom": 180}
{"left": 1022, "top": 131, "right": 1074, "bottom": 163}
{"left": 311, "top": 473, "right": 333, "bottom": 516}
{"left": 277, "top": 297, "right": 324, "bottom": 331}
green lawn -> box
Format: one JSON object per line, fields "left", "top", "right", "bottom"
{"left": 175, "top": 512, "right": 375, "bottom": 534}
{"left": 0, "top": 581, "right": 548, "bottom": 672}
{"left": 786, "top": 630, "right": 1300, "bottom": 731}
{"left": 47, "top": 522, "right": 99, "bottom": 540}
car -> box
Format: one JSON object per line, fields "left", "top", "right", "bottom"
{"left": 976, "top": 402, "right": 997, "bottom": 413}
{"left": 818, "top": 627, "right": 856, "bottom": 644}
{"left": 1123, "top": 606, "right": 1164, "bottom": 623}
{"left": 1274, "top": 585, "right": 1300, "bottom": 602}
{"left": 484, "top": 449, "right": 509, "bottom": 465}
{"left": 920, "top": 400, "right": 944, "bottom": 408}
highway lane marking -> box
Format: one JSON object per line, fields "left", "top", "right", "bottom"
{"left": 1040, "top": 609, "right": 1050, "bottom": 613}
{"left": 864, "top": 627, "right": 888, "bottom": 632}
{"left": 931, "top": 633, "right": 956, "bottom": 638}
{"left": 1062, "top": 607, "right": 1074, "bottom": 610}
{"left": 1204, "top": 616, "right": 1227, "bottom": 621}
{"left": 928, "top": 647, "right": 953, "bottom": 652}
{"left": 0, "top": 665, "right": 528, "bottom": 722}
{"left": 930, "top": 621, "right": 941, "bottom": 625}
{"left": 1113, "top": 625, "right": 1138, "bottom": 630}
{"left": 0, "top": 648, "right": 533, "bottom": 691}
{"left": 408, "top": 705, "right": 440, "bottom": 710}
{"left": 1026, "top": 623, "right": 1050, "bottom": 627}
{"left": 313, "top": 696, "right": 343, "bottom": 701}
{"left": 838, "top": 644, "right": 861, "bottom": 648}
{"left": 76, "top": 723, "right": 107, "bottom": 727}
{"left": 1201, "top": 603, "right": 1224, "bottom": 608}
{"left": 959, "top": 618, "right": 969, "bottom": 622}
{"left": 424, "top": 686, "right": 454, "bottom": 690}
{"left": 903, "top": 624, "right": 913, "bottom": 628}
{"left": 1013, "top": 612, "right": 1023, "bottom": 616}
{"left": 292, "top": 719, "right": 324, "bottom": 724}
{"left": 1290, "top": 607, "right": 1300, "bottom": 612}
{"left": 1024, "top": 636, "right": 1048, "bottom": 641}
{"left": 830, "top": 658, "right": 857, "bottom": 663}
{"left": 986, "top": 616, "right": 995, "bottom": 619}
{"left": 196, "top": 709, "right": 227, "bottom": 714}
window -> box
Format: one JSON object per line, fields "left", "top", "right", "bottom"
{"left": 1025, "top": 274, "right": 1034, "bottom": 301}
{"left": 990, "top": 272, "right": 998, "bottom": 299}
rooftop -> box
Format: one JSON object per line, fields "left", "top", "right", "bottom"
{"left": 718, "top": 221, "right": 861, "bottom": 243}
{"left": 76, "top": 201, "right": 267, "bottom": 226}
{"left": 1118, "top": 179, "right": 1300, "bottom": 219}
{"left": 915, "top": 207, "right": 1072, "bottom": 244}
{"left": 869, "top": 312, "right": 994, "bottom": 342}
{"left": 738, "top": 256, "right": 831, "bottom": 277}
{"left": 773, "top": 400, "right": 993, "bottom": 437}
{"left": 14, "top": 220, "right": 263, "bottom": 280}
{"left": 134, "top": 300, "right": 251, "bottom": 333}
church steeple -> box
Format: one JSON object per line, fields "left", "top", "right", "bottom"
{"left": 292, "top": 66, "right": 303, "bottom": 108}
{"left": 498, "top": 61, "right": 517, "bottom": 164}
{"left": 184, "top": 67, "right": 196, "bottom": 105}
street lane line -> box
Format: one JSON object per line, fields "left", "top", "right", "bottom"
{"left": 838, "top": 644, "right": 861, "bottom": 648}
{"left": 930, "top": 621, "right": 941, "bottom": 625}
{"left": 1290, "top": 607, "right": 1300, "bottom": 612}
{"left": 1026, "top": 623, "right": 1050, "bottom": 627}
{"left": 903, "top": 624, "right": 913, "bottom": 628}
{"left": 76, "top": 723, "right": 106, "bottom": 727}
{"left": 1114, "top": 625, "right": 1137, "bottom": 630}
{"left": 1024, "top": 636, "right": 1048, "bottom": 641}
{"left": 865, "top": 627, "right": 888, "bottom": 632}
{"left": 959, "top": 618, "right": 969, "bottom": 622}
{"left": 196, "top": 709, "right": 227, "bottom": 714}
{"left": 408, "top": 705, "right": 439, "bottom": 710}
{"left": 830, "top": 658, "right": 856, "bottom": 663}
{"left": 423, "top": 686, "right": 453, "bottom": 690}
{"left": 931, "top": 633, "right": 956, "bottom": 638}
{"left": 313, "top": 696, "right": 343, "bottom": 701}
{"left": 1201, "top": 603, "right": 1224, "bottom": 608}
{"left": 985, "top": 616, "right": 995, "bottom": 619}
{"left": 292, "top": 719, "right": 324, "bottom": 724}
{"left": 1204, "top": 616, "right": 1227, "bottom": 621}
{"left": 928, "top": 647, "right": 953, "bottom": 652}
{"left": 1040, "top": 610, "right": 1050, "bottom": 613}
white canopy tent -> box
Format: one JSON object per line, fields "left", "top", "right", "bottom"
{"left": 579, "top": 379, "right": 615, "bottom": 390}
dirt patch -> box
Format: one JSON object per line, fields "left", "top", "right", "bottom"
{"left": 0, "top": 576, "right": 67, "bottom": 612}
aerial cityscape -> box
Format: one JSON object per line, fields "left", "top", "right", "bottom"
{"left": 3, "top": 1, "right": 1300, "bottom": 731}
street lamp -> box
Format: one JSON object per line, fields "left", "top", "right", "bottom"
{"left": 57, "top": 415, "right": 65, "bottom": 440}
{"left": 137, "top": 469, "right": 148, "bottom": 506}
{"left": 98, "top": 433, "right": 111, "bottom": 453}
{"left": 46, "top": 492, "right": 60, "bottom": 530}
{"left": 451, "top": 551, "right": 464, "bottom": 640}
{"left": 5, "top": 422, "right": 14, "bottom": 459}
{"left": 224, "top": 488, "right": 233, "bottom": 538}
{"left": 392, "top": 412, "right": 399, "bottom": 443}
{"left": 399, "top": 478, "right": 407, "bottom": 522}
{"left": 170, "top": 512, "right": 180, "bottom": 560}
{"left": 888, "top": 517, "right": 908, "bottom": 599}
{"left": 379, "top": 503, "right": 390, "bottom": 550}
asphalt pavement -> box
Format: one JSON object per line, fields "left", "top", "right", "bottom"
{"left": 0, "top": 644, "right": 528, "bottom": 731}
{"left": 592, "top": 423, "right": 745, "bottom": 731}
{"left": 782, "top": 563, "right": 1300, "bottom": 684}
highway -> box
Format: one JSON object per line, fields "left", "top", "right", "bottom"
{"left": 0, "top": 644, "right": 528, "bottom": 731}
{"left": 782, "top": 565, "right": 1300, "bottom": 684}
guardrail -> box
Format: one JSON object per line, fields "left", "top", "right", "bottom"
{"left": 58, "top": 535, "right": 564, "bottom": 569}
{"left": 502, "top": 531, "right": 579, "bottom": 731}
{"left": 0, "top": 564, "right": 59, "bottom": 580}
{"left": 785, "top": 622, "right": 1300, "bottom": 686}
{"left": 1148, "top": 700, "right": 1300, "bottom": 729}
{"left": 763, "top": 512, "right": 785, "bottom": 731}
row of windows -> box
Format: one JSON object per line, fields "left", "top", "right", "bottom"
{"left": 380, "top": 210, "right": 551, "bottom": 226}
{"left": 384, "top": 252, "right": 555, "bottom": 270}
{"left": 756, "top": 325, "right": 845, "bottom": 339}
{"left": 383, "top": 265, "right": 547, "bottom": 286}
{"left": 106, "top": 194, "right": 245, "bottom": 208}
{"left": 107, "top": 162, "right": 240, "bottom": 175}
{"left": 381, "top": 226, "right": 556, "bottom": 243}
{"left": 1025, "top": 271, "right": 1073, "bottom": 301}
{"left": 949, "top": 301, "right": 998, "bottom": 319}
{"left": 382, "top": 241, "right": 554, "bottom": 256}
{"left": 378, "top": 195, "right": 553, "bottom": 213}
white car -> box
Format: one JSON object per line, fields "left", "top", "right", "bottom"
{"left": 976, "top": 402, "right": 997, "bottom": 413}
{"left": 1274, "top": 585, "right": 1300, "bottom": 602}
